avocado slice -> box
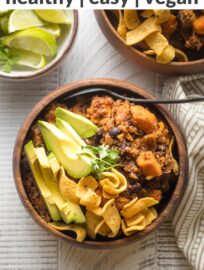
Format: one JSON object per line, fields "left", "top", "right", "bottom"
{"left": 48, "top": 152, "right": 60, "bottom": 181}
{"left": 55, "top": 107, "right": 98, "bottom": 138}
{"left": 38, "top": 121, "right": 92, "bottom": 179}
{"left": 35, "top": 146, "right": 86, "bottom": 225}
{"left": 56, "top": 118, "right": 86, "bottom": 146}
{"left": 24, "top": 141, "right": 60, "bottom": 222}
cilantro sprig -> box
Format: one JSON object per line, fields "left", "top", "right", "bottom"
{"left": 81, "top": 144, "right": 120, "bottom": 179}
{"left": 0, "top": 41, "right": 18, "bottom": 73}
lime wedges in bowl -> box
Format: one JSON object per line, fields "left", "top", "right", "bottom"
{"left": 0, "top": 10, "right": 78, "bottom": 80}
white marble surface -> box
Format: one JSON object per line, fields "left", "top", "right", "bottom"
{"left": 0, "top": 10, "right": 192, "bottom": 270}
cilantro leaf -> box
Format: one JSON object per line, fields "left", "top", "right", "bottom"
{"left": 97, "top": 145, "right": 109, "bottom": 159}
{"left": 0, "top": 41, "right": 18, "bottom": 73}
{"left": 104, "top": 148, "right": 120, "bottom": 164}
{"left": 81, "top": 144, "right": 120, "bottom": 179}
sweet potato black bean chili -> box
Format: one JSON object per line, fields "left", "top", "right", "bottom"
{"left": 21, "top": 96, "right": 179, "bottom": 242}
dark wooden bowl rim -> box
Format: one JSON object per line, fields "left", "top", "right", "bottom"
{"left": 13, "top": 78, "right": 188, "bottom": 249}
{"left": 0, "top": 10, "right": 78, "bottom": 81}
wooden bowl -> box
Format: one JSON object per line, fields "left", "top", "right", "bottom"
{"left": 95, "top": 10, "right": 204, "bottom": 75}
{"left": 0, "top": 11, "right": 78, "bottom": 81}
{"left": 13, "top": 78, "right": 188, "bottom": 249}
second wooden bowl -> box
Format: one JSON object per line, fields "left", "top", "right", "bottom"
{"left": 95, "top": 10, "right": 204, "bottom": 75}
{"left": 13, "top": 78, "right": 188, "bottom": 249}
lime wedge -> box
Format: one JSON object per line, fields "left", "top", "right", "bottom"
{"left": 0, "top": 10, "right": 9, "bottom": 17}
{"left": 35, "top": 10, "right": 70, "bottom": 24}
{"left": 0, "top": 16, "right": 9, "bottom": 33}
{"left": 4, "top": 28, "right": 57, "bottom": 57}
{"left": 11, "top": 48, "right": 46, "bottom": 69}
{"left": 8, "top": 10, "right": 44, "bottom": 33}
{"left": 40, "top": 24, "right": 61, "bottom": 39}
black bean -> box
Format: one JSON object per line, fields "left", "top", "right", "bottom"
{"left": 109, "top": 127, "right": 121, "bottom": 137}
{"left": 89, "top": 134, "right": 101, "bottom": 146}
{"left": 127, "top": 183, "right": 142, "bottom": 194}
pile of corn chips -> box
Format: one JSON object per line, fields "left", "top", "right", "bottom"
{"left": 54, "top": 167, "right": 158, "bottom": 242}
{"left": 121, "top": 197, "right": 158, "bottom": 236}
{"left": 86, "top": 196, "right": 158, "bottom": 240}
{"left": 115, "top": 10, "right": 188, "bottom": 64}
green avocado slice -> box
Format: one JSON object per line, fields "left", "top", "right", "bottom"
{"left": 35, "top": 146, "right": 86, "bottom": 225}
{"left": 55, "top": 107, "right": 98, "bottom": 138}
{"left": 56, "top": 118, "right": 86, "bottom": 146}
{"left": 48, "top": 152, "right": 60, "bottom": 181}
{"left": 38, "top": 120, "right": 92, "bottom": 179}
{"left": 24, "top": 141, "right": 60, "bottom": 222}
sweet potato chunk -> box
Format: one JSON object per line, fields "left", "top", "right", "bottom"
{"left": 130, "top": 105, "right": 158, "bottom": 134}
{"left": 136, "top": 151, "right": 162, "bottom": 178}
{"left": 148, "top": 189, "right": 162, "bottom": 201}
{"left": 193, "top": 16, "right": 204, "bottom": 35}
